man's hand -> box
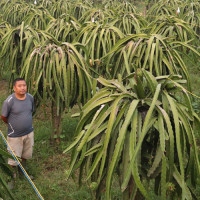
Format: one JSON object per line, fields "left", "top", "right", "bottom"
{"left": 1, "top": 115, "right": 8, "bottom": 124}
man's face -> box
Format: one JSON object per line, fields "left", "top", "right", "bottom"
{"left": 13, "top": 80, "right": 27, "bottom": 95}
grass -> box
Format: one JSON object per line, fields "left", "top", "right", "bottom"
{"left": 0, "top": 110, "right": 91, "bottom": 199}
{"left": 0, "top": 110, "right": 123, "bottom": 200}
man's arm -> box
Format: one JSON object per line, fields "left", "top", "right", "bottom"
{"left": 1, "top": 96, "right": 12, "bottom": 124}
{"left": 1, "top": 115, "right": 8, "bottom": 124}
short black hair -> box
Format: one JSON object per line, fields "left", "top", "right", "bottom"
{"left": 13, "top": 78, "right": 26, "bottom": 86}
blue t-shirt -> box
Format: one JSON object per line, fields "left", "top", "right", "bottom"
{"left": 1, "top": 93, "right": 34, "bottom": 137}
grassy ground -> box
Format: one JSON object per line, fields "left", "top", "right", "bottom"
{"left": 0, "top": 102, "right": 122, "bottom": 200}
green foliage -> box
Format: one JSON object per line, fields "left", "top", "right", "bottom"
{"left": 0, "top": 146, "right": 16, "bottom": 199}
{"left": 147, "top": 0, "right": 178, "bottom": 17}
{"left": 182, "top": 1, "right": 200, "bottom": 34}
{"left": 64, "top": 71, "right": 200, "bottom": 199}
{"left": 0, "top": 0, "right": 200, "bottom": 199}
{"left": 147, "top": 0, "right": 200, "bottom": 36}
{"left": 102, "top": 33, "right": 199, "bottom": 85}
{"left": 0, "top": 23, "right": 40, "bottom": 79}
{"left": 20, "top": 41, "right": 92, "bottom": 112}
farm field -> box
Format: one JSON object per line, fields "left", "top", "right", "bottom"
{"left": 1, "top": 68, "right": 200, "bottom": 199}
{"left": 1, "top": 0, "right": 200, "bottom": 199}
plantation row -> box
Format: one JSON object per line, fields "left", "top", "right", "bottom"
{"left": 1, "top": 0, "right": 200, "bottom": 199}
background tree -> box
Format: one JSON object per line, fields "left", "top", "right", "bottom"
{"left": 19, "top": 41, "right": 93, "bottom": 143}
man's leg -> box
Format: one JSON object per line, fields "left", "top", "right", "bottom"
{"left": 7, "top": 136, "right": 23, "bottom": 169}
{"left": 21, "top": 132, "right": 34, "bottom": 161}
{"left": 21, "top": 132, "right": 34, "bottom": 179}
{"left": 7, "top": 136, "right": 23, "bottom": 189}
{"left": 18, "top": 157, "right": 27, "bottom": 176}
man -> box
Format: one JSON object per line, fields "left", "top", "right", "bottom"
{"left": 1, "top": 78, "right": 34, "bottom": 186}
